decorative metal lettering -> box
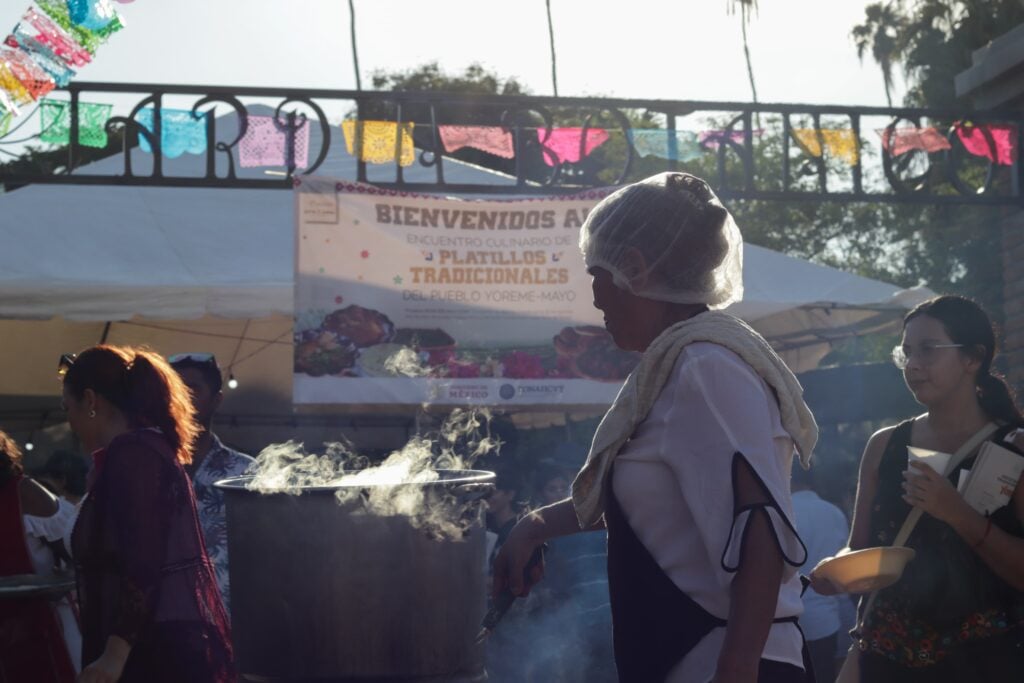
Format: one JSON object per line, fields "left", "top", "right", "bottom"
{"left": 0, "top": 81, "right": 1019, "bottom": 206}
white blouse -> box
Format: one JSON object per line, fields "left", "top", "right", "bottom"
{"left": 24, "top": 496, "right": 82, "bottom": 672}
{"left": 612, "top": 342, "right": 807, "bottom": 683}
{"left": 23, "top": 497, "right": 77, "bottom": 576}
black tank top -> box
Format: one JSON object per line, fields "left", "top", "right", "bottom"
{"left": 867, "top": 420, "right": 1024, "bottom": 629}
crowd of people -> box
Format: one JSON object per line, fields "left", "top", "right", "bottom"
{"left": 490, "top": 173, "right": 1024, "bottom": 683}
{"left": 1, "top": 350, "right": 246, "bottom": 682}
{"left": 1, "top": 172, "right": 1022, "bottom": 683}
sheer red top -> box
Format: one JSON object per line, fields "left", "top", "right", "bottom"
{"left": 72, "top": 429, "right": 235, "bottom": 682}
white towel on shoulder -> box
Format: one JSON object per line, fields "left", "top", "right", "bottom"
{"left": 571, "top": 311, "right": 818, "bottom": 528}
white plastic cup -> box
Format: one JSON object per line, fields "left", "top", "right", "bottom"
{"left": 906, "top": 446, "right": 952, "bottom": 477}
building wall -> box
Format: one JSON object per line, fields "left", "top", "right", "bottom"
{"left": 1002, "top": 208, "right": 1024, "bottom": 392}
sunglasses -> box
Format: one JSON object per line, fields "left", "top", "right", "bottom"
{"left": 168, "top": 352, "right": 217, "bottom": 366}
{"left": 57, "top": 353, "right": 76, "bottom": 380}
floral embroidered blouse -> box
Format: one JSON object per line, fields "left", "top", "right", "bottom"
{"left": 857, "top": 420, "right": 1024, "bottom": 668}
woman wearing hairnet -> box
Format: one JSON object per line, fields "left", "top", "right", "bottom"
{"left": 494, "top": 173, "right": 819, "bottom": 683}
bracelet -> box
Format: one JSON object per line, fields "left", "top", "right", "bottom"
{"left": 973, "top": 517, "right": 993, "bottom": 549}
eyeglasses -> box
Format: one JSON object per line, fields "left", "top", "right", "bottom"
{"left": 891, "top": 343, "right": 964, "bottom": 370}
{"left": 57, "top": 353, "right": 76, "bottom": 380}
{"left": 168, "top": 352, "right": 217, "bottom": 366}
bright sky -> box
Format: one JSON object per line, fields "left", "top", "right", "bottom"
{"left": 0, "top": 0, "right": 904, "bottom": 106}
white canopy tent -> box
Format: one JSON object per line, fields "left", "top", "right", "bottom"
{"left": 0, "top": 105, "right": 931, "bottom": 434}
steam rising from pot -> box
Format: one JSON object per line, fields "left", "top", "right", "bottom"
{"left": 244, "top": 409, "right": 501, "bottom": 539}
{"left": 384, "top": 347, "right": 432, "bottom": 377}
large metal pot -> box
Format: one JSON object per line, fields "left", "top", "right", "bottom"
{"left": 215, "top": 470, "right": 495, "bottom": 682}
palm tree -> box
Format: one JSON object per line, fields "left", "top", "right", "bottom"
{"left": 545, "top": 0, "right": 559, "bottom": 96}
{"left": 728, "top": 0, "right": 759, "bottom": 105}
{"left": 851, "top": 2, "right": 908, "bottom": 107}
{"left": 348, "top": 0, "right": 362, "bottom": 90}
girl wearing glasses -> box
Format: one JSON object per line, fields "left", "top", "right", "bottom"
{"left": 817, "top": 295, "right": 1024, "bottom": 682}
{"left": 61, "top": 346, "right": 235, "bottom": 683}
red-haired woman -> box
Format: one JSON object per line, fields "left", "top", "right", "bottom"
{"left": 0, "top": 428, "right": 77, "bottom": 683}
{"left": 61, "top": 346, "right": 235, "bottom": 683}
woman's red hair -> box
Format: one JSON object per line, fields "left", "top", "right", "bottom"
{"left": 0, "top": 429, "right": 23, "bottom": 487}
{"left": 63, "top": 345, "right": 199, "bottom": 465}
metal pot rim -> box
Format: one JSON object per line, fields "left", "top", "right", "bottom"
{"left": 213, "top": 468, "right": 496, "bottom": 494}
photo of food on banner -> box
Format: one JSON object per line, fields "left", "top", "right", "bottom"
{"left": 293, "top": 304, "right": 640, "bottom": 381}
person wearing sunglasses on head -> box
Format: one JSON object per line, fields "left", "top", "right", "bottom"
{"left": 812, "top": 295, "right": 1024, "bottom": 682}
{"left": 60, "top": 346, "right": 235, "bottom": 683}
{"left": 168, "top": 353, "right": 254, "bottom": 619}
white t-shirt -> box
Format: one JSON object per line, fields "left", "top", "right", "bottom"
{"left": 791, "top": 489, "right": 850, "bottom": 640}
{"left": 612, "top": 342, "right": 807, "bottom": 683}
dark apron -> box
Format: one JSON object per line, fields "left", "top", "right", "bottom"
{"left": 605, "top": 476, "right": 814, "bottom": 682}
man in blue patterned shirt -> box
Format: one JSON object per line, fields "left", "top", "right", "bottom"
{"left": 170, "top": 353, "right": 254, "bottom": 619}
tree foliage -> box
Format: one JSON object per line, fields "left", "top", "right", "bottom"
{"left": 672, "top": 117, "right": 1006, "bottom": 317}
{"left": 0, "top": 141, "right": 122, "bottom": 193}
{"left": 363, "top": 62, "right": 657, "bottom": 187}
{"left": 853, "top": 0, "right": 1024, "bottom": 108}
{"left": 843, "top": 0, "right": 1023, "bottom": 324}
{"left": 852, "top": 2, "right": 908, "bottom": 106}
{"left": 370, "top": 62, "right": 530, "bottom": 99}
{"left": 364, "top": 58, "right": 1009, "bottom": 329}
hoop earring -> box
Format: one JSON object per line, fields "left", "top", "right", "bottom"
{"left": 89, "top": 410, "right": 96, "bottom": 419}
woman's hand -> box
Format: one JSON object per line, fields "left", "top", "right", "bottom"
{"left": 902, "top": 461, "right": 967, "bottom": 523}
{"left": 78, "top": 654, "right": 124, "bottom": 683}
{"left": 808, "top": 553, "right": 848, "bottom": 596}
{"left": 78, "top": 636, "right": 129, "bottom": 683}
{"left": 1010, "top": 429, "right": 1024, "bottom": 453}
{"left": 492, "top": 513, "right": 547, "bottom": 598}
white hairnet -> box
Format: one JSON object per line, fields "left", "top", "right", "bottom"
{"left": 579, "top": 172, "right": 743, "bottom": 307}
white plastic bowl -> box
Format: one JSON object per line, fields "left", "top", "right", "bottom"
{"left": 811, "top": 546, "right": 916, "bottom": 594}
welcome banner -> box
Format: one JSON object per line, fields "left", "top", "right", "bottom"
{"left": 293, "top": 178, "right": 639, "bottom": 406}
